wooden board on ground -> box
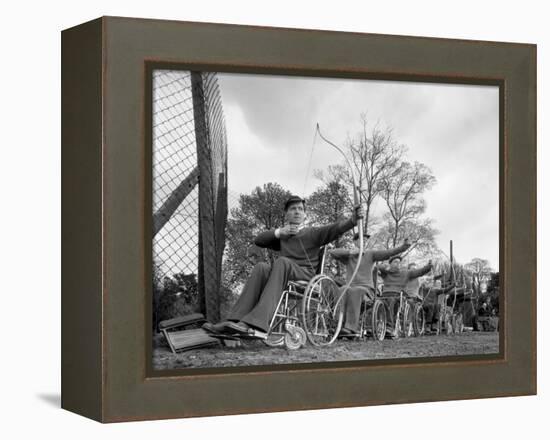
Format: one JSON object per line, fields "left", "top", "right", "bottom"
{"left": 164, "top": 328, "right": 220, "bottom": 353}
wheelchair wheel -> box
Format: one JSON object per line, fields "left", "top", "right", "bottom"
{"left": 371, "top": 299, "right": 386, "bottom": 341}
{"left": 413, "top": 304, "right": 426, "bottom": 336}
{"left": 284, "top": 326, "right": 306, "bottom": 350}
{"left": 401, "top": 302, "right": 414, "bottom": 338}
{"left": 264, "top": 334, "right": 285, "bottom": 347}
{"left": 301, "top": 274, "right": 343, "bottom": 346}
{"left": 444, "top": 312, "right": 454, "bottom": 335}
{"left": 454, "top": 313, "right": 464, "bottom": 333}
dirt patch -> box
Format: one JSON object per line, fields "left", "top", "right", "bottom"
{"left": 153, "top": 331, "right": 499, "bottom": 370}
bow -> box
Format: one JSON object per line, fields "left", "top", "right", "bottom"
{"left": 449, "top": 240, "right": 459, "bottom": 313}
{"left": 316, "top": 123, "right": 364, "bottom": 311}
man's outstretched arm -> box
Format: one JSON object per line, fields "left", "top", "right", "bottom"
{"left": 372, "top": 241, "right": 410, "bottom": 262}
{"left": 328, "top": 248, "right": 354, "bottom": 262}
{"left": 443, "top": 283, "right": 456, "bottom": 293}
{"left": 408, "top": 261, "right": 433, "bottom": 279}
{"left": 314, "top": 205, "right": 364, "bottom": 246}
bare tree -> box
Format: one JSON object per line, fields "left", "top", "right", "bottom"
{"left": 371, "top": 217, "right": 439, "bottom": 260}
{"left": 379, "top": 161, "right": 436, "bottom": 247}
{"left": 464, "top": 258, "right": 493, "bottom": 295}
{"left": 347, "top": 116, "right": 405, "bottom": 234}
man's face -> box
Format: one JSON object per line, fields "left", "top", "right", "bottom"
{"left": 390, "top": 258, "right": 401, "bottom": 270}
{"left": 285, "top": 202, "right": 306, "bottom": 225}
{"left": 434, "top": 280, "right": 442, "bottom": 289}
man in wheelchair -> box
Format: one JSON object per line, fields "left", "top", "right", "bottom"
{"left": 329, "top": 234, "right": 411, "bottom": 338}
{"left": 203, "top": 195, "right": 364, "bottom": 339}
{"left": 379, "top": 255, "right": 433, "bottom": 337}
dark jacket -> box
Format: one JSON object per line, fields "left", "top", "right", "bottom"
{"left": 254, "top": 219, "right": 355, "bottom": 272}
{"left": 379, "top": 263, "right": 432, "bottom": 294}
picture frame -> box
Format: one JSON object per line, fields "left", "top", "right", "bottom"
{"left": 61, "top": 16, "right": 536, "bottom": 422}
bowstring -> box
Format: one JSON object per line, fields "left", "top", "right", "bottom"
{"left": 302, "top": 128, "right": 319, "bottom": 196}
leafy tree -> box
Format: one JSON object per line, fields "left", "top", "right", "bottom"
{"left": 306, "top": 179, "right": 354, "bottom": 278}
{"left": 307, "top": 181, "right": 351, "bottom": 234}
{"left": 152, "top": 269, "right": 198, "bottom": 330}
{"left": 487, "top": 271, "right": 499, "bottom": 293}
{"left": 224, "top": 182, "right": 292, "bottom": 289}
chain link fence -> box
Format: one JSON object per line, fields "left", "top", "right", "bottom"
{"left": 152, "top": 70, "right": 227, "bottom": 323}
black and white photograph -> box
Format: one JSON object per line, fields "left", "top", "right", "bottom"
{"left": 151, "top": 70, "right": 500, "bottom": 370}
{"left": 3, "top": 0, "right": 544, "bottom": 434}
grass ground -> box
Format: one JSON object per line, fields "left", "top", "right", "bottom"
{"left": 152, "top": 331, "right": 499, "bottom": 370}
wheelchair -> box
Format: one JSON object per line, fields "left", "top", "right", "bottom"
{"left": 263, "top": 247, "right": 344, "bottom": 349}
{"left": 334, "top": 265, "right": 388, "bottom": 342}
{"left": 377, "top": 290, "right": 425, "bottom": 339}
{"left": 411, "top": 297, "right": 426, "bottom": 336}
{"left": 357, "top": 293, "right": 387, "bottom": 341}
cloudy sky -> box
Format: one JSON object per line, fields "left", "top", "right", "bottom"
{"left": 216, "top": 73, "right": 499, "bottom": 270}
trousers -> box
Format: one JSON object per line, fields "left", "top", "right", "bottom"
{"left": 342, "top": 285, "right": 374, "bottom": 332}
{"left": 228, "top": 257, "right": 313, "bottom": 332}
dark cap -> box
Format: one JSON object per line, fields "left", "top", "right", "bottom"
{"left": 284, "top": 195, "right": 306, "bottom": 211}
{"left": 389, "top": 255, "right": 402, "bottom": 264}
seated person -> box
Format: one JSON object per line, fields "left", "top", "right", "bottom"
{"left": 203, "top": 195, "right": 363, "bottom": 338}
{"left": 404, "top": 262, "right": 424, "bottom": 301}
{"left": 329, "top": 235, "right": 410, "bottom": 337}
{"left": 475, "top": 302, "right": 490, "bottom": 331}
{"left": 422, "top": 279, "right": 456, "bottom": 333}
{"left": 379, "top": 256, "right": 432, "bottom": 336}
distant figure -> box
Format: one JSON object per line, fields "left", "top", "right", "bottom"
{"left": 329, "top": 236, "right": 410, "bottom": 337}
{"left": 422, "top": 279, "right": 455, "bottom": 333}
{"left": 475, "top": 302, "right": 490, "bottom": 331}
{"left": 404, "top": 262, "right": 422, "bottom": 300}
{"left": 379, "top": 256, "right": 432, "bottom": 337}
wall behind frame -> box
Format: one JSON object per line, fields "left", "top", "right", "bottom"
{"left": 1, "top": 0, "right": 546, "bottom": 438}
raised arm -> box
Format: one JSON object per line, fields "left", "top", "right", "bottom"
{"left": 408, "top": 261, "right": 433, "bottom": 280}
{"left": 372, "top": 242, "right": 410, "bottom": 262}
{"left": 328, "top": 248, "right": 353, "bottom": 262}
{"left": 254, "top": 230, "right": 281, "bottom": 251}
{"left": 313, "top": 218, "right": 355, "bottom": 246}
{"left": 443, "top": 283, "right": 456, "bottom": 294}
{"left": 313, "top": 204, "right": 363, "bottom": 246}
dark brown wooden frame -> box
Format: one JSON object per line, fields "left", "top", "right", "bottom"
{"left": 62, "top": 16, "right": 536, "bottom": 422}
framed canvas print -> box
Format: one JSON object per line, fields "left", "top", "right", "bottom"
{"left": 61, "top": 16, "right": 536, "bottom": 422}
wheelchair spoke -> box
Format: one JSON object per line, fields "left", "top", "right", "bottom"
{"left": 302, "top": 275, "right": 343, "bottom": 346}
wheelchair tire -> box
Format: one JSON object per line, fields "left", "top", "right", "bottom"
{"left": 445, "top": 312, "right": 454, "bottom": 335}
{"left": 371, "top": 299, "right": 386, "bottom": 341}
{"left": 284, "top": 326, "right": 306, "bottom": 350}
{"left": 401, "top": 301, "right": 414, "bottom": 338}
{"left": 454, "top": 313, "right": 464, "bottom": 333}
{"left": 264, "top": 334, "right": 285, "bottom": 347}
{"left": 413, "top": 303, "right": 426, "bottom": 336}
{"left": 301, "top": 274, "right": 343, "bottom": 347}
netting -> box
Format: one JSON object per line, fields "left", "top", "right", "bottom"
{"left": 153, "top": 70, "right": 198, "bottom": 277}
{"left": 152, "top": 70, "right": 228, "bottom": 322}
